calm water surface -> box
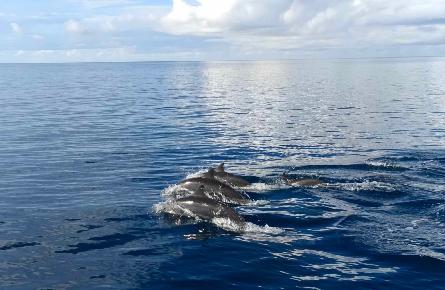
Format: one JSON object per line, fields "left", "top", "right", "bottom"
{"left": 1, "top": 59, "right": 445, "bottom": 289}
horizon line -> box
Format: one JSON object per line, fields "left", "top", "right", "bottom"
{"left": 0, "top": 55, "right": 444, "bottom": 65}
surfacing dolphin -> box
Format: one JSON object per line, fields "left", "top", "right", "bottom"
{"left": 281, "top": 172, "right": 324, "bottom": 186}
{"left": 175, "top": 192, "right": 245, "bottom": 227}
{"left": 213, "top": 163, "right": 251, "bottom": 187}
{"left": 179, "top": 168, "right": 249, "bottom": 205}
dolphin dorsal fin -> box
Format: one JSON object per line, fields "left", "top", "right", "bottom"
{"left": 216, "top": 162, "right": 225, "bottom": 173}
{"left": 203, "top": 168, "right": 215, "bottom": 178}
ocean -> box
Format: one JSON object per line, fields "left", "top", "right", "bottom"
{"left": 1, "top": 58, "right": 445, "bottom": 289}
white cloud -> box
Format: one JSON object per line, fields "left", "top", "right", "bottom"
{"left": 65, "top": 19, "right": 85, "bottom": 33}
{"left": 10, "top": 22, "right": 23, "bottom": 34}
{"left": 162, "top": 0, "right": 294, "bottom": 35}
{"left": 64, "top": 6, "right": 166, "bottom": 35}
{"left": 160, "top": 0, "right": 445, "bottom": 51}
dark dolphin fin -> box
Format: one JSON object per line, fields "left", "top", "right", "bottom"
{"left": 203, "top": 168, "right": 216, "bottom": 178}
{"left": 216, "top": 162, "right": 225, "bottom": 173}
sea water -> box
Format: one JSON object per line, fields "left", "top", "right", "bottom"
{"left": 1, "top": 58, "right": 445, "bottom": 289}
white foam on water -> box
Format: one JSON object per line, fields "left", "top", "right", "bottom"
{"left": 243, "top": 222, "right": 284, "bottom": 234}
{"left": 161, "top": 183, "right": 181, "bottom": 197}
{"left": 365, "top": 160, "right": 404, "bottom": 169}
{"left": 245, "top": 199, "right": 270, "bottom": 206}
{"left": 238, "top": 227, "right": 317, "bottom": 244}
{"left": 287, "top": 182, "right": 324, "bottom": 188}
{"left": 415, "top": 248, "right": 445, "bottom": 262}
{"left": 184, "top": 168, "right": 208, "bottom": 179}
{"left": 244, "top": 181, "right": 289, "bottom": 193}
{"left": 211, "top": 217, "right": 245, "bottom": 232}
{"left": 161, "top": 183, "right": 199, "bottom": 200}
{"left": 325, "top": 181, "right": 397, "bottom": 192}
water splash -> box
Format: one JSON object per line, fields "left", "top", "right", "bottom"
{"left": 325, "top": 181, "right": 398, "bottom": 192}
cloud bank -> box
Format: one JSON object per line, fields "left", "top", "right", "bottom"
{"left": 1, "top": 0, "right": 445, "bottom": 62}
{"left": 162, "top": 0, "right": 445, "bottom": 48}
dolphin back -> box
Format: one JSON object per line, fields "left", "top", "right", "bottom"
{"left": 176, "top": 196, "right": 245, "bottom": 224}
{"left": 214, "top": 172, "right": 251, "bottom": 187}
{"left": 179, "top": 177, "right": 249, "bottom": 205}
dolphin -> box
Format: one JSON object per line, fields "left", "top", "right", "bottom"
{"left": 282, "top": 172, "right": 324, "bottom": 186}
{"left": 175, "top": 193, "right": 245, "bottom": 226}
{"left": 179, "top": 168, "right": 249, "bottom": 205}
{"left": 213, "top": 163, "right": 251, "bottom": 187}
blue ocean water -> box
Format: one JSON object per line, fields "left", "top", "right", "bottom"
{"left": 1, "top": 59, "right": 445, "bottom": 289}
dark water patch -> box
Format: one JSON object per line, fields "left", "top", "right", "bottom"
{"left": 55, "top": 233, "right": 142, "bottom": 254}
{"left": 65, "top": 218, "right": 81, "bottom": 222}
{"left": 417, "top": 167, "right": 445, "bottom": 179}
{"left": 375, "top": 253, "right": 445, "bottom": 272}
{"left": 336, "top": 106, "right": 357, "bottom": 110}
{"left": 333, "top": 196, "right": 384, "bottom": 207}
{"left": 355, "top": 189, "right": 405, "bottom": 199}
{"left": 130, "top": 177, "right": 155, "bottom": 183}
{"left": 122, "top": 248, "right": 164, "bottom": 256}
{"left": 90, "top": 274, "right": 106, "bottom": 279}
{"left": 389, "top": 198, "right": 444, "bottom": 209}
{"left": 0, "top": 242, "right": 40, "bottom": 251}
{"left": 76, "top": 224, "right": 103, "bottom": 233}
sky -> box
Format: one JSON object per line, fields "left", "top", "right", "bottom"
{"left": 1, "top": 0, "right": 445, "bottom": 62}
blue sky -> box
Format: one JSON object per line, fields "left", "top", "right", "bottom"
{"left": 1, "top": 0, "right": 445, "bottom": 62}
